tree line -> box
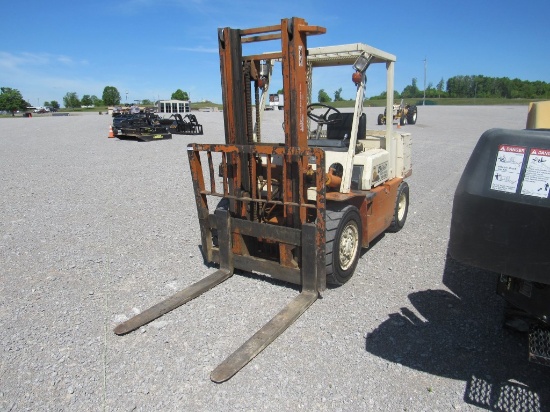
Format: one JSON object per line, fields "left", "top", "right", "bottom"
{"left": 445, "top": 75, "right": 550, "bottom": 99}
{"left": 368, "top": 76, "right": 550, "bottom": 101}
{"left": 61, "top": 87, "right": 189, "bottom": 108}
{"left": 3, "top": 76, "right": 549, "bottom": 115}
{"left": 0, "top": 86, "right": 191, "bottom": 114}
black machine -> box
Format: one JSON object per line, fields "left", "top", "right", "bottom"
{"left": 168, "top": 113, "right": 204, "bottom": 135}
{"left": 111, "top": 111, "right": 172, "bottom": 142}
{"left": 449, "top": 127, "right": 550, "bottom": 367}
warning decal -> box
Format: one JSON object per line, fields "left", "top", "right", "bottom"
{"left": 520, "top": 148, "right": 550, "bottom": 198}
{"left": 491, "top": 145, "right": 525, "bottom": 193}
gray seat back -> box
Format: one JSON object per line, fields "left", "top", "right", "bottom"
{"left": 326, "top": 113, "right": 366, "bottom": 140}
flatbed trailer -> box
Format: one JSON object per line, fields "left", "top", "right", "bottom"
{"left": 110, "top": 112, "right": 172, "bottom": 142}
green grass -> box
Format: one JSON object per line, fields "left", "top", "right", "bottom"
{"left": 191, "top": 101, "right": 223, "bottom": 110}
{"left": 58, "top": 107, "right": 108, "bottom": 112}
{"left": 287, "top": 97, "right": 544, "bottom": 109}
{"left": 1, "top": 97, "right": 544, "bottom": 118}
{"left": 62, "top": 102, "right": 224, "bottom": 111}
{"left": 362, "top": 97, "right": 543, "bottom": 107}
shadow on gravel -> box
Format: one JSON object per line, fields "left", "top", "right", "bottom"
{"left": 365, "top": 255, "right": 550, "bottom": 412}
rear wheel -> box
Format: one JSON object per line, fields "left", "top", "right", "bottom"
{"left": 388, "top": 181, "right": 409, "bottom": 232}
{"left": 326, "top": 205, "right": 362, "bottom": 285}
{"left": 407, "top": 107, "right": 417, "bottom": 124}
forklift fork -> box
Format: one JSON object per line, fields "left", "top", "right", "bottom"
{"left": 114, "top": 211, "right": 319, "bottom": 383}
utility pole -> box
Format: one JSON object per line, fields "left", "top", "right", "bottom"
{"left": 423, "top": 57, "right": 427, "bottom": 106}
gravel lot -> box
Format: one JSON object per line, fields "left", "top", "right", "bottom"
{"left": 1, "top": 106, "right": 549, "bottom": 412}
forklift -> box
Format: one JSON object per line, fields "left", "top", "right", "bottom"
{"left": 114, "top": 17, "right": 412, "bottom": 382}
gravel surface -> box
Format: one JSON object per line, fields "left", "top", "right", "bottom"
{"left": 1, "top": 107, "right": 549, "bottom": 411}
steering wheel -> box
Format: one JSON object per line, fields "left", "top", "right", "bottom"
{"left": 307, "top": 103, "right": 342, "bottom": 125}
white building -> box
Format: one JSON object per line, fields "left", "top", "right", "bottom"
{"left": 157, "top": 100, "right": 190, "bottom": 117}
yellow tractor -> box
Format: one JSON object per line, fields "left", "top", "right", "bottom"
{"left": 377, "top": 99, "right": 417, "bottom": 126}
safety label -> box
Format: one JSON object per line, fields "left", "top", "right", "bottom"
{"left": 372, "top": 161, "right": 388, "bottom": 186}
{"left": 520, "top": 148, "right": 550, "bottom": 198}
{"left": 491, "top": 145, "right": 526, "bottom": 193}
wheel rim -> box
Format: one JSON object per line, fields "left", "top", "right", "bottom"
{"left": 339, "top": 222, "right": 359, "bottom": 271}
{"left": 412, "top": 113, "right": 417, "bottom": 122}
{"left": 397, "top": 191, "right": 407, "bottom": 221}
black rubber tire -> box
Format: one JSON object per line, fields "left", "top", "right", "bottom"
{"left": 388, "top": 181, "right": 409, "bottom": 232}
{"left": 325, "top": 205, "right": 362, "bottom": 286}
{"left": 377, "top": 113, "right": 384, "bottom": 125}
{"left": 407, "top": 107, "right": 417, "bottom": 124}
{"left": 399, "top": 115, "right": 406, "bottom": 126}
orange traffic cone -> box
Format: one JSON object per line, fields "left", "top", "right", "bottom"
{"left": 108, "top": 125, "right": 115, "bottom": 138}
{"left": 397, "top": 122, "right": 401, "bottom": 129}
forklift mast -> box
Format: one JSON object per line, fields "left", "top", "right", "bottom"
{"left": 219, "top": 17, "right": 325, "bottom": 148}
{"left": 218, "top": 17, "right": 326, "bottom": 227}
{"left": 184, "top": 17, "right": 330, "bottom": 293}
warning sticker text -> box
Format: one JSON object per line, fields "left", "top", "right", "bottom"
{"left": 490, "top": 145, "right": 526, "bottom": 193}
{"left": 520, "top": 148, "right": 550, "bottom": 198}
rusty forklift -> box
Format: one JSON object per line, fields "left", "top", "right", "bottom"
{"left": 114, "top": 17, "right": 412, "bottom": 382}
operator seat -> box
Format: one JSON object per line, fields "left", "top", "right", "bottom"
{"left": 327, "top": 112, "right": 366, "bottom": 140}
{"left": 309, "top": 113, "right": 366, "bottom": 149}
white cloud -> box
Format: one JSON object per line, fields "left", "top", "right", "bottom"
{"left": 56, "top": 56, "right": 75, "bottom": 65}
{"left": 172, "top": 46, "right": 218, "bottom": 53}
{"left": 0, "top": 52, "right": 47, "bottom": 69}
{"left": 0, "top": 51, "right": 88, "bottom": 70}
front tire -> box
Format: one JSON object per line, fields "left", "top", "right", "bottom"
{"left": 326, "top": 205, "right": 362, "bottom": 285}
{"left": 388, "top": 181, "right": 409, "bottom": 232}
{"left": 377, "top": 114, "right": 385, "bottom": 125}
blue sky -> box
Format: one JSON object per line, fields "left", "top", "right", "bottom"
{"left": 2, "top": 0, "right": 549, "bottom": 107}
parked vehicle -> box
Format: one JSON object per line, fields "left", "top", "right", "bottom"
{"left": 378, "top": 99, "right": 417, "bottom": 126}
{"left": 114, "top": 17, "right": 412, "bottom": 382}
{"left": 449, "top": 100, "right": 550, "bottom": 367}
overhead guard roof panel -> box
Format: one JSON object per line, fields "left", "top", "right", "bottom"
{"left": 306, "top": 43, "right": 396, "bottom": 67}
{"left": 248, "top": 43, "right": 396, "bottom": 66}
